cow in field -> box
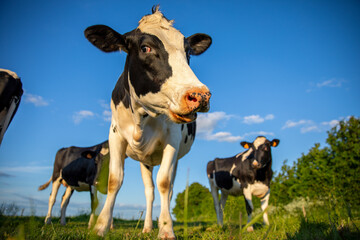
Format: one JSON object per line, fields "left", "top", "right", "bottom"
{"left": 38, "top": 141, "right": 110, "bottom": 228}
{"left": 207, "top": 136, "right": 279, "bottom": 231}
{"left": 84, "top": 6, "right": 212, "bottom": 238}
{"left": 0, "top": 69, "right": 23, "bottom": 145}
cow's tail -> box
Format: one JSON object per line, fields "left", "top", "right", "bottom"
{"left": 38, "top": 177, "right": 52, "bottom": 191}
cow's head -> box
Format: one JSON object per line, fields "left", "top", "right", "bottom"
{"left": 84, "top": 6, "right": 212, "bottom": 123}
{"left": 241, "top": 136, "right": 279, "bottom": 169}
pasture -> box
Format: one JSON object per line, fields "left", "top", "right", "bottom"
{"left": 1, "top": 199, "right": 359, "bottom": 239}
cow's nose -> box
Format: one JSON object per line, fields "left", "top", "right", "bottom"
{"left": 184, "top": 87, "right": 211, "bottom": 113}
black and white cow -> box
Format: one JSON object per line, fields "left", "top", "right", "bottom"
{"left": 207, "top": 136, "right": 279, "bottom": 232}
{"left": 38, "top": 141, "right": 110, "bottom": 228}
{"left": 84, "top": 6, "right": 211, "bottom": 238}
{"left": 0, "top": 69, "right": 23, "bottom": 145}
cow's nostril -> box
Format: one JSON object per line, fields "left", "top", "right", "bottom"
{"left": 187, "top": 95, "right": 197, "bottom": 102}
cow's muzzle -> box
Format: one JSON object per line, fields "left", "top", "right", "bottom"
{"left": 169, "top": 87, "right": 211, "bottom": 123}
{"left": 184, "top": 87, "right": 211, "bottom": 113}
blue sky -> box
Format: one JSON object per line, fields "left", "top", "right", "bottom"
{"left": 0, "top": 0, "right": 359, "bottom": 219}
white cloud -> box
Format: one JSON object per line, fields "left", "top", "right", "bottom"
{"left": 244, "top": 131, "right": 275, "bottom": 137}
{"left": 73, "top": 110, "right": 95, "bottom": 124}
{"left": 316, "top": 79, "right": 344, "bottom": 88}
{"left": 102, "top": 110, "right": 112, "bottom": 122}
{"left": 196, "top": 112, "right": 242, "bottom": 142}
{"left": 24, "top": 93, "right": 49, "bottom": 106}
{"left": 301, "top": 126, "right": 320, "bottom": 133}
{"left": 0, "top": 166, "right": 52, "bottom": 173}
{"left": 282, "top": 120, "right": 312, "bottom": 129}
{"left": 321, "top": 119, "right": 339, "bottom": 128}
{"left": 243, "top": 114, "right": 274, "bottom": 124}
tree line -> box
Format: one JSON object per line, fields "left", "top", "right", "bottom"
{"left": 173, "top": 116, "right": 360, "bottom": 221}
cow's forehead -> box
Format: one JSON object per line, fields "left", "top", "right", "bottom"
{"left": 137, "top": 11, "right": 185, "bottom": 51}
{"left": 253, "top": 137, "right": 267, "bottom": 148}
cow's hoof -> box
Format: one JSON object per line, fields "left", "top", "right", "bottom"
{"left": 93, "top": 223, "right": 108, "bottom": 237}
{"left": 247, "top": 226, "right": 254, "bottom": 232}
{"left": 158, "top": 231, "right": 175, "bottom": 239}
{"left": 142, "top": 227, "right": 152, "bottom": 233}
{"left": 60, "top": 220, "right": 66, "bottom": 226}
{"left": 44, "top": 217, "right": 51, "bottom": 225}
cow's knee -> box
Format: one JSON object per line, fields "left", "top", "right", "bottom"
{"left": 108, "top": 174, "right": 121, "bottom": 193}
{"left": 157, "top": 178, "right": 170, "bottom": 194}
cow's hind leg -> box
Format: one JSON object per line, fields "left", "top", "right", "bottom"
{"left": 45, "top": 177, "right": 61, "bottom": 224}
{"left": 140, "top": 163, "right": 154, "bottom": 233}
{"left": 260, "top": 189, "right": 270, "bottom": 226}
{"left": 93, "top": 128, "right": 127, "bottom": 236}
{"left": 219, "top": 191, "right": 228, "bottom": 225}
{"left": 60, "top": 187, "right": 74, "bottom": 225}
{"left": 243, "top": 188, "right": 254, "bottom": 232}
{"left": 209, "top": 177, "right": 222, "bottom": 226}
{"left": 88, "top": 186, "right": 99, "bottom": 229}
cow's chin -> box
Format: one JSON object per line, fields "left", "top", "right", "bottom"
{"left": 169, "top": 110, "right": 197, "bottom": 124}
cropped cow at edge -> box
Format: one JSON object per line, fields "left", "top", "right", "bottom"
{"left": 38, "top": 141, "right": 110, "bottom": 229}
{"left": 0, "top": 69, "right": 23, "bottom": 145}
{"left": 84, "top": 6, "right": 212, "bottom": 238}
{"left": 207, "top": 136, "right": 279, "bottom": 231}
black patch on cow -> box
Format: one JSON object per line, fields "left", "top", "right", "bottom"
{"left": 181, "top": 124, "right": 184, "bottom": 131}
{"left": 184, "top": 135, "right": 188, "bottom": 144}
{"left": 143, "top": 113, "right": 148, "bottom": 118}
{"left": 126, "top": 30, "right": 173, "bottom": 97}
{"left": 144, "top": 164, "right": 151, "bottom": 170}
{"left": 186, "top": 122, "right": 196, "bottom": 140}
{"left": 62, "top": 157, "right": 97, "bottom": 186}
{"left": 112, "top": 70, "right": 130, "bottom": 108}
{"left": 0, "top": 71, "right": 23, "bottom": 139}
{"left": 214, "top": 171, "right": 233, "bottom": 190}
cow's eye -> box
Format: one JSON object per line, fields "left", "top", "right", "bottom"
{"left": 141, "top": 45, "right": 151, "bottom": 53}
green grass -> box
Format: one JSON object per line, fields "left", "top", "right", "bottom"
{"left": 1, "top": 207, "right": 359, "bottom": 240}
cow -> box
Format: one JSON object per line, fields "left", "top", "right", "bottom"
{"left": 84, "top": 6, "right": 212, "bottom": 238}
{"left": 0, "top": 69, "right": 23, "bottom": 145}
{"left": 207, "top": 136, "right": 279, "bottom": 232}
{"left": 38, "top": 141, "right": 110, "bottom": 229}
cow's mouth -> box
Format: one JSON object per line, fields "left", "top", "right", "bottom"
{"left": 169, "top": 110, "right": 197, "bottom": 123}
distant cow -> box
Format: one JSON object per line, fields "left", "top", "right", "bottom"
{"left": 84, "top": 6, "right": 212, "bottom": 238}
{"left": 38, "top": 141, "right": 110, "bottom": 228}
{"left": 0, "top": 69, "right": 23, "bottom": 145}
{"left": 207, "top": 136, "right": 279, "bottom": 231}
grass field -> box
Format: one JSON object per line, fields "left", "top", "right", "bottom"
{"left": 1, "top": 203, "right": 359, "bottom": 240}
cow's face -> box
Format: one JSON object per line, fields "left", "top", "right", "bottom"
{"left": 85, "top": 7, "right": 212, "bottom": 124}
{"left": 241, "top": 136, "right": 279, "bottom": 169}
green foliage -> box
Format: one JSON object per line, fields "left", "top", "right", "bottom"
{"left": 271, "top": 116, "right": 360, "bottom": 209}
{"left": 172, "top": 182, "right": 216, "bottom": 221}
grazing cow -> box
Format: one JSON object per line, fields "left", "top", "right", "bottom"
{"left": 84, "top": 6, "right": 212, "bottom": 238}
{"left": 38, "top": 141, "right": 110, "bottom": 228}
{"left": 0, "top": 69, "right": 23, "bottom": 145}
{"left": 207, "top": 136, "right": 279, "bottom": 231}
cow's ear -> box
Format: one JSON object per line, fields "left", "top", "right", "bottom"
{"left": 84, "top": 25, "right": 128, "bottom": 53}
{"left": 187, "top": 33, "right": 212, "bottom": 55}
{"left": 271, "top": 139, "right": 280, "bottom": 147}
{"left": 241, "top": 141, "right": 251, "bottom": 149}
{"left": 81, "top": 150, "right": 97, "bottom": 159}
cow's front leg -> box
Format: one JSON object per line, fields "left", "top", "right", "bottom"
{"left": 157, "top": 143, "right": 178, "bottom": 239}
{"left": 88, "top": 186, "right": 99, "bottom": 229}
{"left": 243, "top": 187, "right": 254, "bottom": 232}
{"left": 209, "top": 177, "right": 222, "bottom": 226}
{"left": 60, "top": 187, "right": 73, "bottom": 225}
{"left": 93, "top": 129, "right": 127, "bottom": 236}
{"left": 140, "top": 163, "right": 154, "bottom": 233}
{"left": 260, "top": 189, "right": 270, "bottom": 226}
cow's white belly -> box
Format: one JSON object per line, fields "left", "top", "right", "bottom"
{"left": 250, "top": 181, "right": 269, "bottom": 198}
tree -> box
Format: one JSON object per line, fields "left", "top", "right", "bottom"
{"left": 172, "top": 182, "right": 215, "bottom": 221}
